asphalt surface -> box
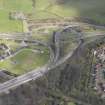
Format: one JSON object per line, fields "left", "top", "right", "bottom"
{"left": 0, "top": 29, "right": 79, "bottom": 94}
{"left": 0, "top": 23, "right": 105, "bottom": 94}
{"left": 0, "top": 27, "right": 83, "bottom": 94}
{"left": 54, "top": 31, "right": 61, "bottom": 62}
{"left": 0, "top": 45, "right": 77, "bottom": 94}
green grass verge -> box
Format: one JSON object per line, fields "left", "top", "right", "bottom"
{"left": 68, "top": 102, "right": 76, "bottom": 105}
{"left": 0, "top": 48, "right": 49, "bottom": 75}
{"left": 0, "top": 10, "right": 22, "bottom": 32}
{"left": 2, "top": 0, "right": 33, "bottom": 13}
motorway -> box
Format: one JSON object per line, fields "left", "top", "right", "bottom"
{"left": 0, "top": 66, "right": 46, "bottom": 93}
{"left": 0, "top": 23, "right": 104, "bottom": 94}
{"left": 0, "top": 28, "right": 80, "bottom": 94}
{"left": 0, "top": 33, "right": 48, "bottom": 46}
{"left": 54, "top": 31, "right": 61, "bottom": 62}
{"left": 0, "top": 43, "right": 78, "bottom": 94}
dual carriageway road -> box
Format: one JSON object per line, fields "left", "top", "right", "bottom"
{"left": 0, "top": 22, "right": 104, "bottom": 94}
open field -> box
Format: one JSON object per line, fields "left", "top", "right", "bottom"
{"left": 0, "top": 0, "right": 33, "bottom": 13}
{"left": 0, "top": 0, "right": 33, "bottom": 32}
{"left": 0, "top": 48, "right": 49, "bottom": 75}
{"left": 1, "top": 0, "right": 105, "bottom": 32}
{"left": 0, "top": 10, "right": 22, "bottom": 32}
{"left": 30, "top": 0, "right": 105, "bottom": 23}
{"left": 61, "top": 0, "right": 105, "bottom": 23}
